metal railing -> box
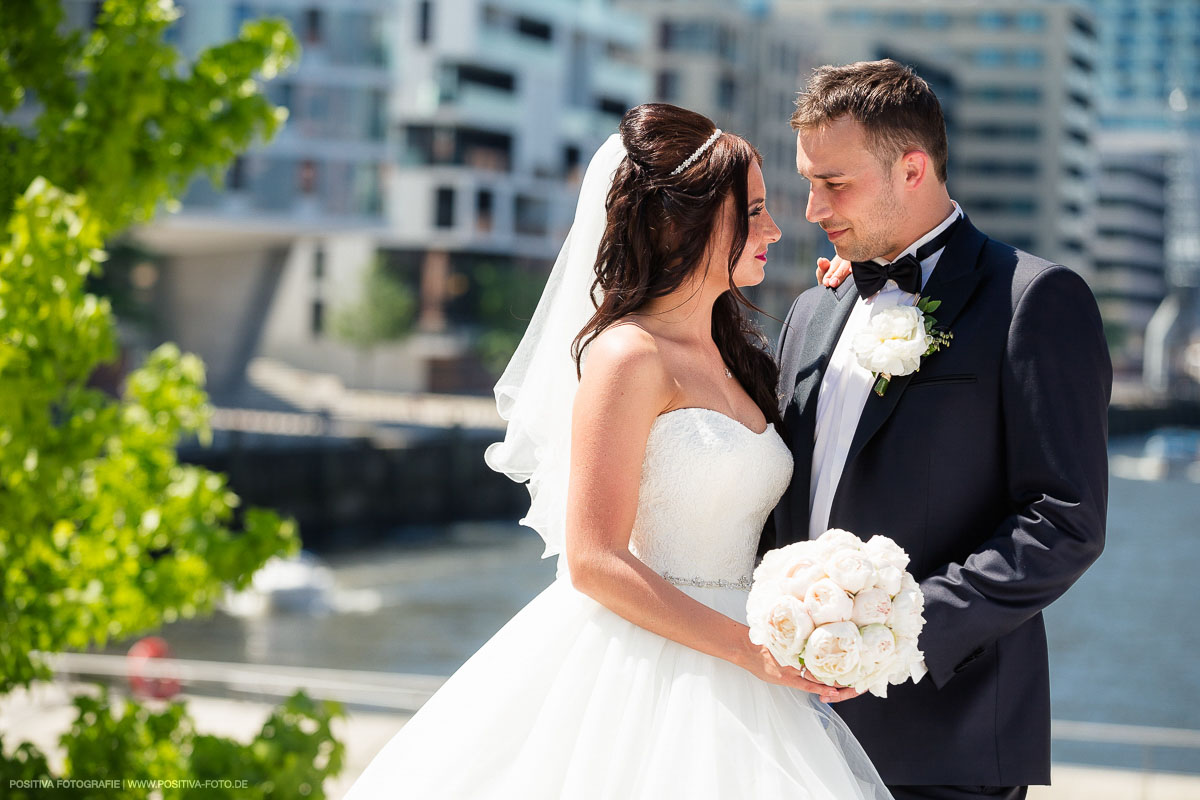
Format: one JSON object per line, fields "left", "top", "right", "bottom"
{"left": 45, "top": 652, "right": 445, "bottom": 713}
{"left": 44, "top": 652, "right": 1200, "bottom": 762}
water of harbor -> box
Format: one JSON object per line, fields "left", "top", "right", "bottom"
{"left": 109, "top": 434, "right": 1200, "bottom": 775}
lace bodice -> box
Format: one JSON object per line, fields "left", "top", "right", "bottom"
{"left": 628, "top": 407, "right": 794, "bottom": 590}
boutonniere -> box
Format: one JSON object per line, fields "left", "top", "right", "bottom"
{"left": 851, "top": 296, "right": 953, "bottom": 397}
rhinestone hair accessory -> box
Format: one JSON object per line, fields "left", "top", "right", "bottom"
{"left": 669, "top": 128, "right": 722, "bottom": 176}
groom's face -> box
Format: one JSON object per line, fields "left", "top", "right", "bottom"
{"left": 795, "top": 117, "right": 905, "bottom": 262}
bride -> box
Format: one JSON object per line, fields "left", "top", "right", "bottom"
{"left": 344, "top": 104, "right": 892, "bottom": 799}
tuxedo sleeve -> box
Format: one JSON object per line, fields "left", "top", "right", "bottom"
{"left": 919, "top": 266, "right": 1112, "bottom": 689}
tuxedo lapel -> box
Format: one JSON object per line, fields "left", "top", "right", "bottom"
{"left": 791, "top": 280, "right": 857, "bottom": 423}
{"left": 784, "top": 279, "right": 857, "bottom": 541}
{"left": 837, "top": 218, "right": 989, "bottom": 487}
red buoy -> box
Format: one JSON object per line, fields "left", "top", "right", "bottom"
{"left": 127, "top": 636, "right": 181, "bottom": 699}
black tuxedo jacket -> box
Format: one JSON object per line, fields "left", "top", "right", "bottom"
{"left": 766, "top": 217, "right": 1112, "bottom": 786}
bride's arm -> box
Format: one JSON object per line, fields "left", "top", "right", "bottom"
{"left": 564, "top": 327, "right": 838, "bottom": 698}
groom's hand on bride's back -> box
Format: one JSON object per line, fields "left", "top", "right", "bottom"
{"left": 815, "top": 255, "right": 852, "bottom": 288}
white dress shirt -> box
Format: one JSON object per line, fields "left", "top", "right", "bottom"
{"left": 807, "top": 202, "right": 961, "bottom": 688}
{"left": 808, "top": 202, "right": 963, "bottom": 540}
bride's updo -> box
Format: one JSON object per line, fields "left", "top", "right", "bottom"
{"left": 572, "top": 103, "right": 782, "bottom": 427}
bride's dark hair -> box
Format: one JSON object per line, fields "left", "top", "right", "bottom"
{"left": 571, "top": 103, "right": 782, "bottom": 427}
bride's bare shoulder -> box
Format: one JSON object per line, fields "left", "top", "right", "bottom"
{"left": 579, "top": 322, "right": 674, "bottom": 405}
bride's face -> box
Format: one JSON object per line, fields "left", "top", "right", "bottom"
{"left": 716, "top": 161, "right": 781, "bottom": 289}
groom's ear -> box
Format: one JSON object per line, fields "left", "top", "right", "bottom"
{"left": 899, "top": 149, "right": 930, "bottom": 190}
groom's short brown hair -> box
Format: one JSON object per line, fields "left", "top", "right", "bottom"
{"left": 791, "top": 59, "right": 949, "bottom": 183}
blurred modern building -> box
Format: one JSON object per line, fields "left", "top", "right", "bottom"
{"left": 1088, "top": 0, "right": 1200, "bottom": 135}
{"left": 1091, "top": 131, "right": 1171, "bottom": 375}
{"left": 619, "top": 0, "right": 824, "bottom": 322}
{"left": 776, "top": 0, "right": 1100, "bottom": 288}
{"left": 124, "top": 0, "right": 647, "bottom": 397}
{"left": 1080, "top": 0, "right": 1200, "bottom": 387}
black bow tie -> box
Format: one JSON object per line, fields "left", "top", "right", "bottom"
{"left": 850, "top": 217, "right": 962, "bottom": 300}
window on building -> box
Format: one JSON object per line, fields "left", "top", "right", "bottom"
{"left": 304, "top": 8, "right": 322, "bottom": 45}
{"left": 515, "top": 195, "right": 549, "bottom": 236}
{"left": 961, "top": 123, "right": 1039, "bottom": 141}
{"left": 1105, "top": 165, "right": 1166, "bottom": 187}
{"left": 369, "top": 89, "right": 386, "bottom": 141}
{"left": 1066, "top": 128, "right": 1090, "bottom": 146}
{"left": 476, "top": 190, "right": 494, "bottom": 233}
{"left": 313, "top": 246, "right": 325, "bottom": 280}
{"left": 606, "top": 40, "right": 637, "bottom": 65}
{"left": 1071, "top": 14, "right": 1096, "bottom": 38}
{"left": 717, "top": 25, "right": 736, "bottom": 60}
{"left": 717, "top": 75, "right": 737, "bottom": 112}
{"left": 923, "top": 11, "right": 951, "bottom": 29}
{"left": 656, "top": 70, "right": 679, "bottom": 102}
{"left": 435, "top": 187, "right": 455, "bottom": 228}
{"left": 516, "top": 16, "right": 552, "bottom": 41}
{"left": 1070, "top": 54, "right": 1094, "bottom": 74}
{"left": 418, "top": 1, "right": 432, "bottom": 43}
{"left": 659, "top": 21, "right": 674, "bottom": 50}
{"left": 274, "top": 80, "right": 294, "bottom": 112}
{"left": 658, "top": 20, "right": 725, "bottom": 56}
{"left": 978, "top": 11, "right": 1011, "bottom": 30}
{"left": 1063, "top": 163, "right": 1087, "bottom": 180}
{"left": 1062, "top": 201, "right": 1083, "bottom": 217}
{"left": 959, "top": 159, "right": 1040, "bottom": 177}
{"left": 459, "top": 127, "right": 512, "bottom": 171}
{"left": 961, "top": 197, "right": 1037, "bottom": 215}
{"left": 1067, "top": 90, "right": 1092, "bottom": 110}
{"left": 457, "top": 64, "right": 516, "bottom": 92}
{"left": 405, "top": 125, "right": 512, "bottom": 171}
{"left": 966, "top": 86, "right": 1042, "bottom": 104}
{"left": 1015, "top": 49, "right": 1044, "bottom": 69}
{"left": 564, "top": 145, "right": 581, "bottom": 176}
{"left": 975, "top": 48, "right": 1006, "bottom": 67}
{"left": 311, "top": 299, "right": 325, "bottom": 337}
{"left": 1098, "top": 227, "right": 1164, "bottom": 247}
{"left": 841, "top": 10, "right": 877, "bottom": 26}
{"left": 229, "top": 156, "right": 246, "bottom": 191}
{"left": 231, "top": 2, "right": 256, "bottom": 35}
{"left": 299, "top": 160, "right": 317, "bottom": 194}
{"left": 1017, "top": 12, "right": 1045, "bottom": 31}
{"left": 597, "top": 96, "right": 627, "bottom": 117}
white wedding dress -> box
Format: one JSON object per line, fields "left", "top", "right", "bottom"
{"left": 345, "top": 407, "right": 892, "bottom": 799}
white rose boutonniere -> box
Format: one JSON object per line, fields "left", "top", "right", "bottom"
{"left": 851, "top": 297, "right": 952, "bottom": 397}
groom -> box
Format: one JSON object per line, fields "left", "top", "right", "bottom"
{"left": 766, "top": 60, "right": 1112, "bottom": 800}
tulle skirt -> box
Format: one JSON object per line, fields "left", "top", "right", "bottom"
{"left": 345, "top": 577, "right": 892, "bottom": 800}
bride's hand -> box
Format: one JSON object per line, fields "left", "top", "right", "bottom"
{"left": 738, "top": 643, "right": 846, "bottom": 702}
{"left": 815, "top": 255, "right": 852, "bottom": 288}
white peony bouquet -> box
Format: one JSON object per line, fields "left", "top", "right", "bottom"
{"left": 747, "top": 529, "right": 926, "bottom": 698}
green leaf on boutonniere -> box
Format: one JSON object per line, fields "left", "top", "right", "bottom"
{"left": 915, "top": 295, "right": 953, "bottom": 360}
{"left": 873, "top": 375, "right": 891, "bottom": 397}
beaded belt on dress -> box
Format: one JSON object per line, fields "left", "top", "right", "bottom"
{"left": 661, "top": 572, "right": 752, "bottom": 591}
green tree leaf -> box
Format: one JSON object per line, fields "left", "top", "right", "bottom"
{"left": 0, "top": 3, "right": 342, "bottom": 794}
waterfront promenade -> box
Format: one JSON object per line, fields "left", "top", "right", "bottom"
{"left": 3, "top": 674, "right": 1198, "bottom": 799}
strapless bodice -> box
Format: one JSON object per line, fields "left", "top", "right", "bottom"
{"left": 627, "top": 407, "right": 794, "bottom": 591}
